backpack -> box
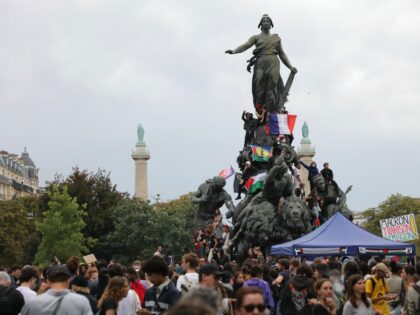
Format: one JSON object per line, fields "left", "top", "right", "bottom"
{"left": 366, "top": 277, "right": 384, "bottom": 295}
{"left": 180, "top": 275, "right": 193, "bottom": 294}
{"left": 0, "top": 287, "right": 13, "bottom": 315}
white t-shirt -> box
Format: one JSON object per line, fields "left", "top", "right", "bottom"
{"left": 176, "top": 272, "right": 199, "bottom": 291}
{"left": 118, "top": 289, "right": 141, "bottom": 315}
{"left": 17, "top": 286, "right": 37, "bottom": 305}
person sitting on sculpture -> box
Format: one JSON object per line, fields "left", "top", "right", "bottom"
{"left": 300, "top": 160, "right": 319, "bottom": 190}
{"left": 240, "top": 161, "right": 259, "bottom": 197}
{"left": 255, "top": 104, "right": 267, "bottom": 124}
{"left": 242, "top": 110, "right": 259, "bottom": 147}
{"left": 320, "top": 162, "right": 339, "bottom": 194}
{"left": 268, "top": 135, "right": 285, "bottom": 169}
{"left": 295, "top": 182, "right": 305, "bottom": 199}
{"left": 305, "top": 188, "right": 323, "bottom": 226}
{"left": 292, "top": 162, "right": 302, "bottom": 190}
{"left": 234, "top": 172, "right": 243, "bottom": 200}
{"left": 191, "top": 176, "right": 235, "bottom": 228}
{"left": 237, "top": 151, "right": 248, "bottom": 172}
{"left": 225, "top": 14, "right": 297, "bottom": 112}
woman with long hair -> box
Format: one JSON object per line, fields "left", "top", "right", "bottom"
{"left": 343, "top": 274, "right": 375, "bottom": 315}
{"left": 313, "top": 279, "right": 336, "bottom": 315}
{"left": 97, "top": 276, "right": 130, "bottom": 315}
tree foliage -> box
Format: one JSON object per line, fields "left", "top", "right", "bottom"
{"left": 44, "top": 167, "right": 126, "bottom": 256}
{"left": 0, "top": 198, "right": 33, "bottom": 266}
{"left": 34, "top": 186, "right": 88, "bottom": 265}
{"left": 362, "top": 194, "right": 420, "bottom": 254}
{"left": 105, "top": 195, "right": 196, "bottom": 264}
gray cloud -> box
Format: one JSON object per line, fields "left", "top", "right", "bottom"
{"left": 1, "top": 0, "right": 419, "bottom": 211}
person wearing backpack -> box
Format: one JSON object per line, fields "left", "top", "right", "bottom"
{"left": 405, "top": 277, "right": 420, "bottom": 315}
{"left": 176, "top": 253, "right": 199, "bottom": 293}
{"left": 0, "top": 271, "right": 25, "bottom": 315}
{"left": 365, "top": 263, "right": 397, "bottom": 315}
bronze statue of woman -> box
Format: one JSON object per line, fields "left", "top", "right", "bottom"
{"left": 225, "top": 14, "right": 297, "bottom": 112}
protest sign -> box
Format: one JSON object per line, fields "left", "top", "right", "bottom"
{"left": 83, "top": 254, "right": 97, "bottom": 264}
{"left": 380, "top": 214, "right": 419, "bottom": 242}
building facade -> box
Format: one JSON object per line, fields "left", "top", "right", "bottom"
{"left": 0, "top": 149, "right": 39, "bottom": 200}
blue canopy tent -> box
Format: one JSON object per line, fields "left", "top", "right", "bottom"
{"left": 271, "top": 212, "right": 416, "bottom": 257}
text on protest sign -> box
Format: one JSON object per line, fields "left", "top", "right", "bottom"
{"left": 380, "top": 214, "right": 419, "bottom": 242}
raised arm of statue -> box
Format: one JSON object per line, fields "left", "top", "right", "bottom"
{"left": 191, "top": 183, "right": 212, "bottom": 204}
{"left": 191, "top": 189, "right": 203, "bottom": 203}
{"left": 225, "top": 36, "right": 257, "bottom": 54}
{"left": 277, "top": 41, "right": 297, "bottom": 73}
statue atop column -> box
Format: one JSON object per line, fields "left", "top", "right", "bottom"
{"left": 225, "top": 14, "right": 298, "bottom": 112}
{"left": 136, "top": 124, "right": 146, "bottom": 146}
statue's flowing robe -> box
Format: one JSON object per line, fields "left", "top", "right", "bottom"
{"left": 251, "top": 34, "right": 284, "bottom": 108}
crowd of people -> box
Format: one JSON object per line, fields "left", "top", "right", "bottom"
{"left": 1, "top": 251, "right": 420, "bottom": 315}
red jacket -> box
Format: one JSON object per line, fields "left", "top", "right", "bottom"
{"left": 130, "top": 279, "right": 146, "bottom": 306}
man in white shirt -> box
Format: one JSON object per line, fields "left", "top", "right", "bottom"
{"left": 176, "top": 253, "right": 199, "bottom": 293}
{"left": 17, "top": 267, "right": 37, "bottom": 306}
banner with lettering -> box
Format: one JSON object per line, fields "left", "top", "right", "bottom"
{"left": 380, "top": 214, "right": 419, "bottom": 242}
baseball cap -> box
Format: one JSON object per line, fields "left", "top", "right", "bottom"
{"left": 199, "top": 264, "right": 224, "bottom": 278}
{"left": 375, "top": 263, "right": 390, "bottom": 274}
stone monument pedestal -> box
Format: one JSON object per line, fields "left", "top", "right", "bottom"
{"left": 132, "top": 125, "right": 150, "bottom": 200}
{"left": 297, "top": 122, "right": 316, "bottom": 196}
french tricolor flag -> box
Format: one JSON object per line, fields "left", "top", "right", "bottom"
{"left": 268, "top": 113, "right": 297, "bottom": 135}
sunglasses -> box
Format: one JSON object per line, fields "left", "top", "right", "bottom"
{"left": 243, "top": 304, "right": 265, "bottom": 312}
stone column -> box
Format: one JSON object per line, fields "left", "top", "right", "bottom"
{"left": 131, "top": 124, "right": 150, "bottom": 200}
{"left": 297, "top": 122, "right": 316, "bottom": 196}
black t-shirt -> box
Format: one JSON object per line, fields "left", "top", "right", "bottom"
{"left": 312, "top": 304, "right": 331, "bottom": 315}
{"left": 100, "top": 298, "right": 117, "bottom": 315}
{"left": 0, "top": 285, "right": 25, "bottom": 315}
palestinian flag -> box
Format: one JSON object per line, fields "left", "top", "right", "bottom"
{"left": 250, "top": 145, "right": 272, "bottom": 162}
{"left": 245, "top": 172, "right": 266, "bottom": 194}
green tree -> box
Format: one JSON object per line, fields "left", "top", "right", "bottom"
{"left": 153, "top": 195, "right": 196, "bottom": 256}
{"left": 34, "top": 186, "right": 88, "bottom": 265}
{"left": 0, "top": 199, "right": 33, "bottom": 266}
{"left": 44, "top": 167, "right": 126, "bottom": 257}
{"left": 362, "top": 194, "right": 420, "bottom": 255}
{"left": 105, "top": 195, "right": 196, "bottom": 264}
{"left": 105, "top": 198, "right": 154, "bottom": 263}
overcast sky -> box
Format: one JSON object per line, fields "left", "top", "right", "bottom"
{"left": 1, "top": 0, "right": 419, "bottom": 212}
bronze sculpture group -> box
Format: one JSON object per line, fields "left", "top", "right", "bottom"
{"left": 191, "top": 15, "right": 353, "bottom": 261}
